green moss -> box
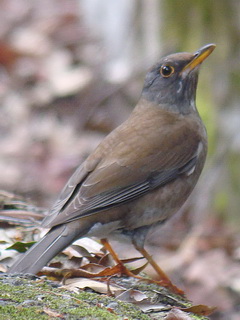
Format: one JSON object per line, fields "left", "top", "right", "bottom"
{"left": 0, "top": 275, "right": 211, "bottom": 319}
{"left": 0, "top": 277, "right": 152, "bottom": 320}
{"left": 191, "top": 315, "right": 210, "bottom": 320}
{"left": 0, "top": 305, "right": 48, "bottom": 320}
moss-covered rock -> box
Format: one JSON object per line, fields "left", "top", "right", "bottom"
{"left": 0, "top": 274, "right": 210, "bottom": 319}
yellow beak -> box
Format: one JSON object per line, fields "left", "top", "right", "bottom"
{"left": 181, "top": 43, "right": 216, "bottom": 75}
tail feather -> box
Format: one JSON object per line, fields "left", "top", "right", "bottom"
{"left": 8, "top": 223, "right": 86, "bottom": 275}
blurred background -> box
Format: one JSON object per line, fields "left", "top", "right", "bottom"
{"left": 0, "top": 1, "right": 240, "bottom": 319}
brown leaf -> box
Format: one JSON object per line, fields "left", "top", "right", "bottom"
{"left": 40, "top": 263, "right": 124, "bottom": 279}
{"left": 43, "top": 307, "right": 64, "bottom": 318}
{"left": 165, "top": 309, "right": 192, "bottom": 320}
{"left": 72, "top": 238, "right": 103, "bottom": 254}
{"left": 0, "top": 42, "right": 23, "bottom": 71}
{"left": 180, "top": 304, "right": 217, "bottom": 316}
{"left": 130, "top": 261, "right": 149, "bottom": 275}
{"left": 98, "top": 252, "right": 112, "bottom": 266}
{"left": 78, "top": 262, "right": 106, "bottom": 272}
{"left": 93, "top": 264, "right": 123, "bottom": 277}
{"left": 116, "top": 288, "right": 148, "bottom": 303}
{"left": 120, "top": 256, "right": 145, "bottom": 264}
{"left": 63, "top": 278, "right": 123, "bottom": 295}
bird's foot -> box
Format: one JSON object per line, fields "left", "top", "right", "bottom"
{"left": 148, "top": 278, "right": 184, "bottom": 296}
{"left": 101, "top": 238, "right": 184, "bottom": 295}
{"left": 112, "top": 262, "right": 184, "bottom": 296}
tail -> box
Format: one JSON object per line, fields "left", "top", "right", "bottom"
{"left": 8, "top": 222, "right": 89, "bottom": 275}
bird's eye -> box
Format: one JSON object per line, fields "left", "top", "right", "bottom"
{"left": 160, "top": 65, "right": 174, "bottom": 77}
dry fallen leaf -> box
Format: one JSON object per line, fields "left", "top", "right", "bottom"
{"left": 164, "top": 309, "right": 193, "bottom": 320}
{"left": 116, "top": 288, "right": 148, "bottom": 303}
{"left": 63, "top": 277, "right": 124, "bottom": 295}
{"left": 180, "top": 304, "right": 216, "bottom": 316}
{"left": 43, "top": 307, "right": 64, "bottom": 318}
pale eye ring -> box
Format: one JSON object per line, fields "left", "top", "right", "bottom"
{"left": 160, "top": 65, "right": 174, "bottom": 77}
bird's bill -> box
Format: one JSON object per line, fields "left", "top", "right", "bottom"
{"left": 181, "top": 43, "right": 216, "bottom": 75}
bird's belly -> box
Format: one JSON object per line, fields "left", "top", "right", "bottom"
{"left": 86, "top": 220, "right": 122, "bottom": 238}
{"left": 123, "top": 173, "right": 199, "bottom": 230}
{"left": 78, "top": 165, "right": 203, "bottom": 238}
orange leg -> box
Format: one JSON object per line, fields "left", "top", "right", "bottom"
{"left": 100, "top": 238, "right": 140, "bottom": 278}
{"left": 136, "top": 246, "right": 184, "bottom": 295}
{"left": 101, "top": 238, "right": 184, "bottom": 295}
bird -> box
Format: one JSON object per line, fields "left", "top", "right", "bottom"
{"left": 8, "top": 44, "right": 216, "bottom": 293}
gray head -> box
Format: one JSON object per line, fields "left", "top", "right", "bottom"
{"left": 142, "top": 44, "right": 216, "bottom": 114}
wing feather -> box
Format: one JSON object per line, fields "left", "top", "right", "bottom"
{"left": 43, "top": 109, "right": 205, "bottom": 228}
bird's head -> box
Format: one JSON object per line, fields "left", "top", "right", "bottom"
{"left": 142, "top": 44, "right": 216, "bottom": 114}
